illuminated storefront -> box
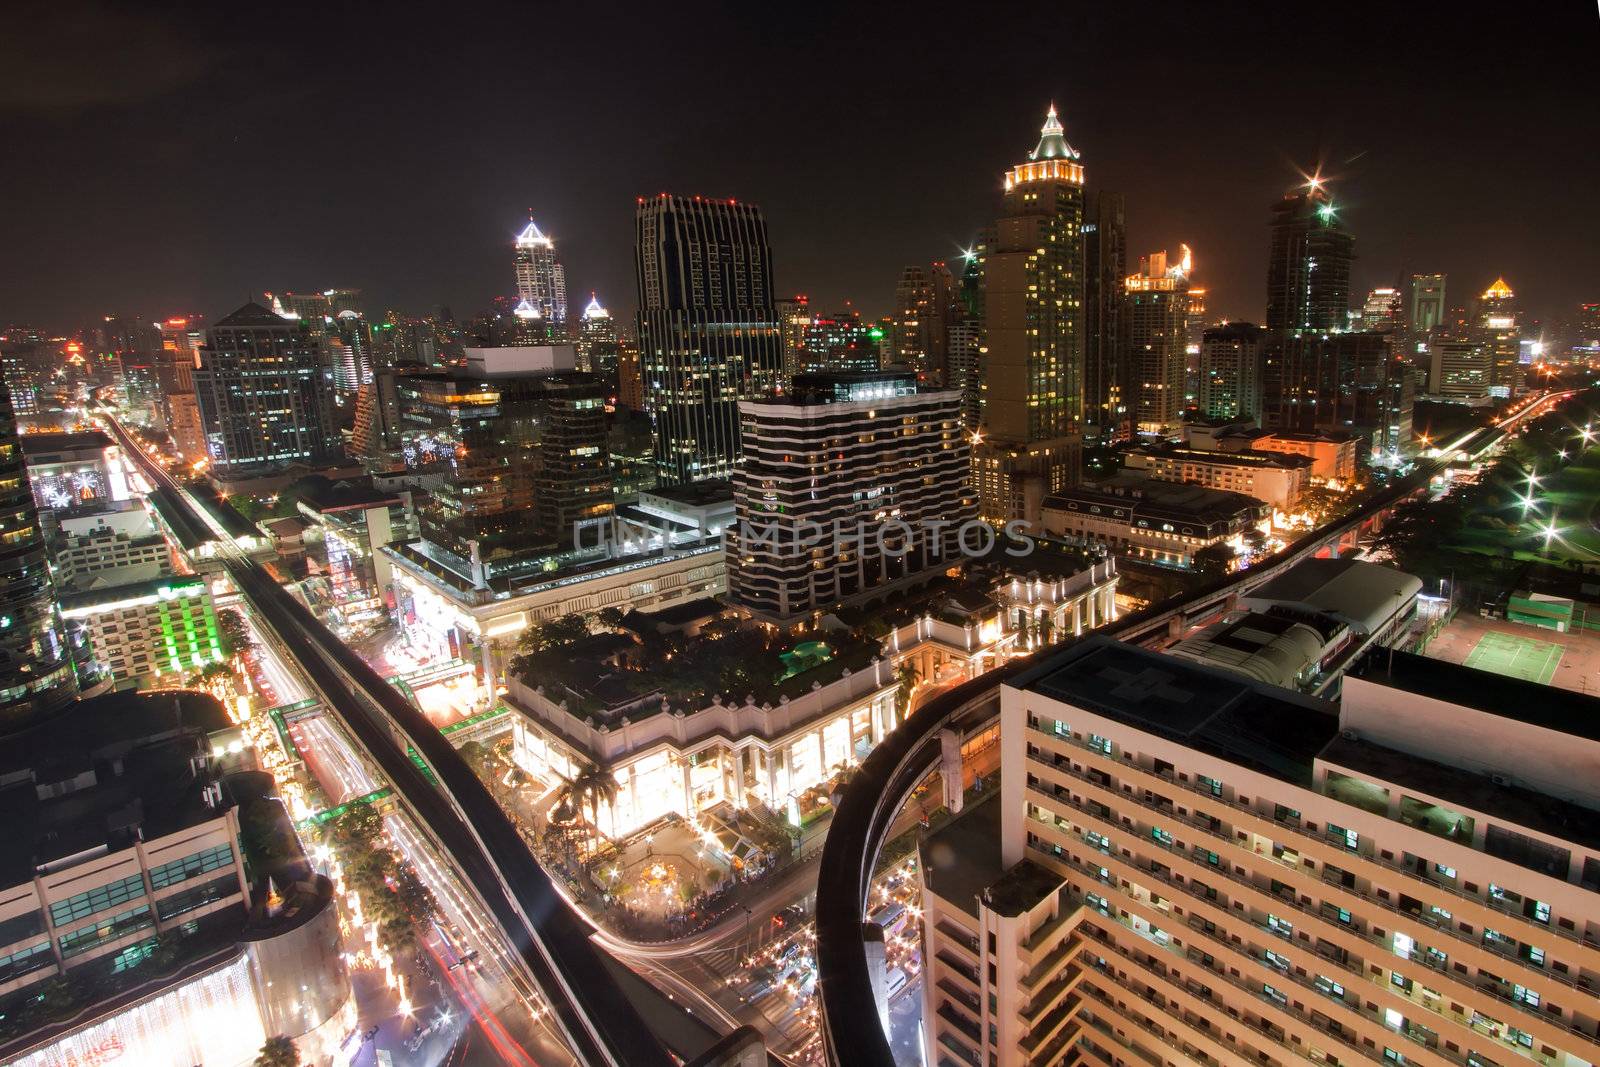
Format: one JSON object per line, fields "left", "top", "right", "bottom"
{"left": 10, "top": 955, "right": 265, "bottom": 1067}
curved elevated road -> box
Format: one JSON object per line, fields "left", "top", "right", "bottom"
{"left": 814, "top": 398, "right": 1567, "bottom": 1066}
{"left": 101, "top": 409, "right": 671, "bottom": 1067}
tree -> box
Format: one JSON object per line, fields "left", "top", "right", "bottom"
{"left": 894, "top": 660, "right": 921, "bottom": 714}
{"left": 254, "top": 1036, "right": 300, "bottom": 1067}
{"left": 555, "top": 764, "right": 618, "bottom": 836}
{"left": 596, "top": 606, "right": 627, "bottom": 629}
{"left": 1191, "top": 543, "right": 1236, "bottom": 581}
{"left": 518, "top": 613, "right": 591, "bottom": 656}
{"left": 325, "top": 804, "right": 384, "bottom": 852}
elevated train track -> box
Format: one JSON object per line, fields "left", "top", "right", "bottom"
{"left": 814, "top": 399, "right": 1567, "bottom": 1066}
{"left": 100, "top": 407, "right": 672, "bottom": 1067}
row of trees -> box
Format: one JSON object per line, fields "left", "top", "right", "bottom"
{"left": 324, "top": 805, "right": 437, "bottom": 955}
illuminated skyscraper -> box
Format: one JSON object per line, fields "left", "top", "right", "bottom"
{"left": 1477, "top": 277, "right": 1522, "bottom": 397}
{"left": 1408, "top": 274, "right": 1447, "bottom": 342}
{"left": 973, "top": 105, "right": 1085, "bottom": 522}
{"left": 513, "top": 217, "right": 569, "bottom": 329}
{"left": 193, "top": 302, "right": 338, "bottom": 473}
{"left": 776, "top": 295, "right": 812, "bottom": 386}
{"left": 1361, "top": 287, "right": 1402, "bottom": 332}
{"left": 1266, "top": 179, "right": 1353, "bottom": 334}
{"left": 1197, "top": 322, "right": 1265, "bottom": 421}
{"left": 1124, "top": 247, "right": 1193, "bottom": 435}
{"left": 0, "top": 379, "right": 75, "bottom": 725}
{"left": 575, "top": 294, "right": 620, "bottom": 376}
{"left": 634, "top": 194, "right": 782, "bottom": 484}
{"left": 893, "top": 265, "right": 933, "bottom": 373}
{"left": 1083, "top": 190, "right": 1128, "bottom": 443}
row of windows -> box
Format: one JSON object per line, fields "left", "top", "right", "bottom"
{"left": 49, "top": 873, "right": 146, "bottom": 927}
{"left": 149, "top": 843, "right": 235, "bottom": 889}
{"left": 58, "top": 905, "right": 152, "bottom": 959}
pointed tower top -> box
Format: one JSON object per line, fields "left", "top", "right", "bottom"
{"left": 1029, "top": 103, "right": 1079, "bottom": 162}
{"left": 513, "top": 298, "right": 541, "bottom": 319}
{"left": 582, "top": 293, "right": 609, "bottom": 320}
{"left": 515, "top": 217, "right": 552, "bottom": 248}
{"left": 1483, "top": 277, "right": 1514, "bottom": 300}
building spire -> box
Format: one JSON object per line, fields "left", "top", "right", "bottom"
{"left": 1029, "top": 102, "right": 1079, "bottom": 161}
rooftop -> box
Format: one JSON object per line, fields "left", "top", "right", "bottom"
{"left": 980, "top": 858, "right": 1066, "bottom": 918}
{"left": 1347, "top": 648, "right": 1600, "bottom": 744}
{"left": 1244, "top": 557, "right": 1422, "bottom": 635}
{"left": 0, "top": 690, "right": 234, "bottom": 884}
{"left": 1016, "top": 637, "right": 1339, "bottom": 786}
{"left": 1047, "top": 472, "right": 1267, "bottom": 524}
{"left": 18, "top": 431, "right": 113, "bottom": 459}
{"left": 922, "top": 795, "right": 1006, "bottom": 919}
{"left": 1134, "top": 445, "right": 1314, "bottom": 470}
{"left": 296, "top": 476, "right": 404, "bottom": 513}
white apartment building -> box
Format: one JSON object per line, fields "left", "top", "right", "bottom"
{"left": 1125, "top": 445, "right": 1312, "bottom": 510}
{"left": 919, "top": 636, "right": 1600, "bottom": 1067}
{"left": 50, "top": 503, "right": 172, "bottom": 589}
{"left": 727, "top": 371, "right": 974, "bottom": 627}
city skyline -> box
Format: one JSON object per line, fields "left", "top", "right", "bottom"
{"left": 1, "top": 4, "right": 1595, "bottom": 330}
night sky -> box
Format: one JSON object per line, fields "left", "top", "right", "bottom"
{"left": 3, "top": 2, "right": 1595, "bottom": 333}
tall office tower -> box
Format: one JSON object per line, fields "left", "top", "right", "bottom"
{"left": 0, "top": 329, "right": 55, "bottom": 417}
{"left": 726, "top": 371, "right": 973, "bottom": 627}
{"left": 616, "top": 336, "right": 645, "bottom": 411}
{"left": 776, "top": 295, "right": 812, "bottom": 386}
{"left": 1428, "top": 340, "right": 1493, "bottom": 398}
{"left": 802, "top": 307, "right": 879, "bottom": 373}
{"left": 1263, "top": 331, "right": 1412, "bottom": 459}
{"left": 264, "top": 289, "right": 362, "bottom": 331}
{"left": 0, "top": 380, "right": 75, "bottom": 725}
{"left": 1198, "top": 322, "right": 1266, "bottom": 421}
{"left": 974, "top": 105, "right": 1086, "bottom": 523}
{"left": 399, "top": 346, "right": 612, "bottom": 566}
{"left": 635, "top": 194, "right": 782, "bottom": 484}
{"left": 1124, "top": 247, "right": 1193, "bottom": 435}
{"left": 575, "top": 294, "right": 620, "bottom": 377}
{"left": 1184, "top": 284, "right": 1209, "bottom": 405}
{"left": 1266, "top": 179, "right": 1354, "bottom": 333}
{"left": 947, "top": 317, "right": 983, "bottom": 430}
{"left": 193, "top": 302, "right": 338, "bottom": 473}
{"left": 1477, "top": 278, "right": 1522, "bottom": 397}
{"left": 1408, "top": 273, "right": 1447, "bottom": 344}
{"left": 513, "top": 217, "right": 568, "bottom": 331}
{"left": 330, "top": 310, "right": 373, "bottom": 396}
{"left": 927, "top": 260, "right": 959, "bottom": 386}
{"left": 893, "top": 265, "right": 934, "bottom": 373}
{"left": 919, "top": 635, "right": 1600, "bottom": 1067}
{"left": 1361, "top": 287, "right": 1402, "bottom": 332}
{"left": 1083, "top": 190, "right": 1128, "bottom": 443}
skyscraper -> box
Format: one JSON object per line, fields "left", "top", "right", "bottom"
{"left": 727, "top": 371, "right": 973, "bottom": 626}
{"left": 892, "top": 265, "right": 933, "bottom": 373}
{"left": 973, "top": 105, "right": 1086, "bottom": 523}
{"left": 1265, "top": 179, "right": 1353, "bottom": 334}
{"left": 1197, "top": 322, "right": 1265, "bottom": 421}
{"left": 1083, "top": 190, "right": 1128, "bottom": 443}
{"left": 1263, "top": 331, "right": 1412, "bottom": 459}
{"left": 1360, "top": 287, "right": 1402, "bottom": 332}
{"left": 193, "top": 302, "right": 338, "bottom": 473}
{"left": 1408, "top": 274, "right": 1447, "bottom": 346}
{"left": 1124, "top": 247, "right": 1193, "bottom": 435}
{"left": 776, "top": 295, "right": 812, "bottom": 386}
{"left": 575, "top": 294, "right": 620, "bottom": 377}
{"left": 634, "top": 194, "right": 782, "bottom": 484}
{"left": 513, "top": 217, "right": 569, "bottom": 329}
{"left": 0, "top": 379, "right": 75, "bottom": 725}
{"left": 1477, "top": 277, "right": 1522, "bottom": 397}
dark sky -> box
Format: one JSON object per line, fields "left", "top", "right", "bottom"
{"left": 2, "top": 2, "right": 1596, "bottom": 334}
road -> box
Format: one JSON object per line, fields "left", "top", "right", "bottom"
{"left": 97, "top": 404, "right": 674, "bottom": 1067}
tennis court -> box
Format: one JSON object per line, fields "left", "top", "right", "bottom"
{"left": 1463, "top": 630, "right": 1563, "bottom": 684}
